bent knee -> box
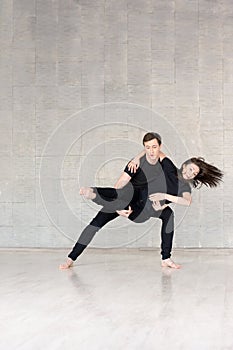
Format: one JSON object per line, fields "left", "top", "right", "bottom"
{"left": 160, "top": 206, "right": 174, "bottom": 220}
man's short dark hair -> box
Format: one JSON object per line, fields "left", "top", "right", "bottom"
{"left": 142, "top": 132, "right": 162, "bottom": 146}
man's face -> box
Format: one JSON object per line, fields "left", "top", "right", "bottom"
{"left": 144, "top": 138, "right": 161, "bottom": 163}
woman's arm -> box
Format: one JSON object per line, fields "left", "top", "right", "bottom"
{"left": 149, "top": 192, "right": 192, "bottom": 206}
{"left": 127, "top": 150, "right": 146, "bottom": 173}
{"left": 165, "top": 192, "right": 192, "bottom": 206}
{"left": 128, "top": 150, "right": 166, "bottom": 173}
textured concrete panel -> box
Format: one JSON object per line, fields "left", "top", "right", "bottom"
{"left": 36, "top": 62, "right": 57, "bottom": 86}
{"left": 0, "top": 0, "right": 232, "bottom": 249}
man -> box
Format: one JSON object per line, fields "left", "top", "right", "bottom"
{"left": 60, "top": 132, "right": 190, "bottom": 269}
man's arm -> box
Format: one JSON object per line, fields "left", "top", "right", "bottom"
{"left": 114, "top": 172, "right": 132, "bottom": 189}
{"left": 114, "top": 172, "right": 133, "bottom": 218}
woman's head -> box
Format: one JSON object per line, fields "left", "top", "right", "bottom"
{"left": 180, "top": 157, "right": 223, "bottom": 188}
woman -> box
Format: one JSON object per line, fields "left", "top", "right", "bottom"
{"left": 80, "top": 155, "right": 223, "bottom": 212}
{"left": 127, "top": 152, "right": 223, "bottom": 207}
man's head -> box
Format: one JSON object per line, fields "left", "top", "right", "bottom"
{"left": 142, "top": 132, "right": 162, "bottom": 146}
{"left": 142, "top": 132, "right": 162, "bottom": 163}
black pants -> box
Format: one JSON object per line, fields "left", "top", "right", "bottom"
{"left": 91, "top": 186, "right": 135, "bottom": 212}
{"left": 68, "top": 195, "right": 174, "bottom": 261}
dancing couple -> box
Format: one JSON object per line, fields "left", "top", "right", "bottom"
{"left": 60, "top": 132, "right": 223, "bottom": 270}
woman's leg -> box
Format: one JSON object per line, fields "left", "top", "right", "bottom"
{"left": 80, "top": 187, "right": 119, "bottom": 203}
{"left": 81, "top": 186, "right": 133, "bottom": 213}
{"left": 80, "top": 187, "right": 96, "bottom": 199}
{"left": 60, "top": 210, "right": 119, "bottom": 269}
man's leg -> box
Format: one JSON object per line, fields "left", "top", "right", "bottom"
{"left": 158, "top": 207, "right": 180, "bottom": 269}
{"left": 127, "top": 202, "right": 180, "bottom": 268}
{"left": 59, "top": 210, "right": 119, "bottom": 269}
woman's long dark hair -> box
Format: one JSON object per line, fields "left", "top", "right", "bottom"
{"left": 180, "top": 157, "right": 223, "bottom": 188}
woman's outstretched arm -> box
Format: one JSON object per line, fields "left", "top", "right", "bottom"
{"left": 149, "top": 192, "right": 192, "bottom": 206}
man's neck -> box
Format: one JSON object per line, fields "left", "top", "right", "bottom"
{"left": 145, "top": 154, "right": 159, "bottom": 165}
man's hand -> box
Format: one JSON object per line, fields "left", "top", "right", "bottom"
{"left": 116, "top": 206, "right": 133, "bottom": 218}
{"left": 149, "top": 193, "right": 166, "bottom": 202}
{"left": 152, "top": 201, "right": 168, "bottom": 212}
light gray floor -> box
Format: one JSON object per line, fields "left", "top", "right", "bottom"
{"left": 1, "top": 248, "right": 233, "bottom": 350}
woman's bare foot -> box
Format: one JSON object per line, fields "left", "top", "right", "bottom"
{"left": 79, "top": 187, "right": 96, "bottom": 200}
{"left": 161, "top": 258, "right": 181, "bottom": 269}
{"left": 59, "top": 258, "right": 74, "bottom": 270}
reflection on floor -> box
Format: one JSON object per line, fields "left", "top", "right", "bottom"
{"left": 1, "top": 248, "right": 233, "bottom": 350}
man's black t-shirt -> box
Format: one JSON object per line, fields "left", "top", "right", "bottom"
{"left": 124, "top": 155, "right": 191, "bottom": 199}
{"left": 123, "top": 155, "right": 191, "bottom": 221}
{"left": 123, "top": 155, "right": 167, "bottom": 204}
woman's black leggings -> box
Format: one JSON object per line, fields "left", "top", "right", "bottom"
{"left": 68, "top": 205, "right": 174, "bottom": 261}
{"left": 91, "top": 186, "right": 135, "bottom": 212}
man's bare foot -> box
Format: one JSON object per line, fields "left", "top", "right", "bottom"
{"left": 79, "top": 187, "right": 96, "bottom": 200}
{"left": 59, "top": 258, "right": 74, "bottom": 270}
{"left": 161, "top": 258, "right": 181, "bottom": 269}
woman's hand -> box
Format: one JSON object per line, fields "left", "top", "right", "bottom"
{"left": 149, "top": 193, "right": 166, "bottom": 202}
{"left": 116, "top": 206, "right": 133, "bottom": 218}
{"left": 152, "top": 201, "right": 168, "bottom": 212}
{"left": 127, "top": 159, "right": 140, "bottom": 173}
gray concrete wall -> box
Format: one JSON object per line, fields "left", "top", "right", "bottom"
{"left": 0, "top": 0, "right": 232, "bottom": 249}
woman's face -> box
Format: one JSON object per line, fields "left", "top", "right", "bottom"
{"left": 182, "top": 162, "right": 200, "bottom": 180}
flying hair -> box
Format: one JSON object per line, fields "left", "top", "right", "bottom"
{"left": 180, "top": 157, "right": 223, "bottom": 188}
